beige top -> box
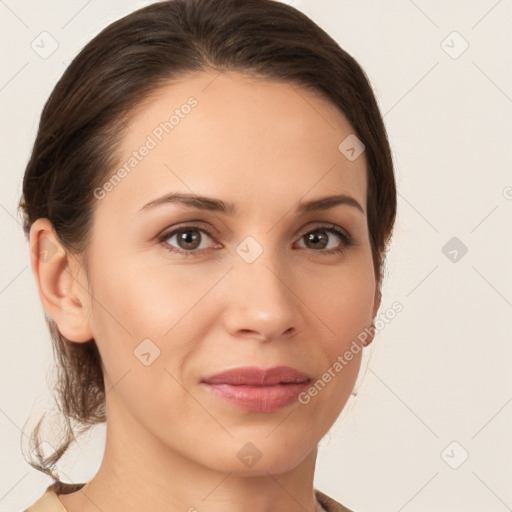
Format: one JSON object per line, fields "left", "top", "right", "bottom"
{"left": 23, "top": 481, "right": 357, "bottom": 512}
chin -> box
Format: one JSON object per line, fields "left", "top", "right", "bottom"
{"left": 198, "top": 432, "right": 315, "bottom": 476}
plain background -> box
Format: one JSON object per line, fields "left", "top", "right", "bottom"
{"left": 1, "top": 1, "right": 511, "bottom": 511}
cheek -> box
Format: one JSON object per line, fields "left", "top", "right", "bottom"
{"left": 296, "top": 264, "right": 373, "bottom": 425}
{"left": 86, "top": 256, "right": 222, "bottom": 377}
{"left": 303, "top": 259, "right": 376, "bottom": 347}
{"left": 85, "top": 265, "right": 200, "bottom": 426}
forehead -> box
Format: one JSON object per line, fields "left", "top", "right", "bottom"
{"left": 96, "top": 70, "right": 367, "bottom": 218}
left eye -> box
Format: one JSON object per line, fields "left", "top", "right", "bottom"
{"left": 296, "top": 227, "right": 350, "bottom": 252}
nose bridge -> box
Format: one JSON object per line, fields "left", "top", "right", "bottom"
{"left": 224, "top": 237, "right": 299, "bottom": 340}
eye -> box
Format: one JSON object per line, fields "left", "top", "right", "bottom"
{"left": 157, "top": 222, "right": 354, "bottom": 257}
{"left": 158, "top": 225, "right": 219, "bottom": 256}
{"left": 295, "top": 224, "right": 354, "bottom": 255}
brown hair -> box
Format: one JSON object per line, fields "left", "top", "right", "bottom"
{"left": 18, "top": 0, "right": 396, "bottom": 483}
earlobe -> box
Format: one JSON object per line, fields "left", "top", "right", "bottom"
{"left": 29, "top": 218, "right": 94, "bottom": 343}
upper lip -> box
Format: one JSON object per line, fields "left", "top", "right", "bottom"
{"left": 201, "top": 366, "right": 311, "bottom": 386}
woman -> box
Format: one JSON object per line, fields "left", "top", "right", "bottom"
{"left": 19, "top": 0, "right": 396, "bottom": 510}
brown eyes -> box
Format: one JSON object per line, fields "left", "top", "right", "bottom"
{"left": 158, "top": 223, "right": 354, "bottom": 258}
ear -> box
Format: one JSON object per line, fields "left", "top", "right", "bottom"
{"left": 362, "top": 280, "right": 382, "bottom": 347}
{"left": 372, "top": 281, "right": 382, "bottom": 320}
{"left": 29, "top": 218, "right": 94, "bottom": 343}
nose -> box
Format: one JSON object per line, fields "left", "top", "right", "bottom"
{"left": 222, "top": 248, "right": 303, "bottom": 342}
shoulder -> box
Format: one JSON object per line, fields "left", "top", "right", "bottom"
{"left": 22, "top": 482, "right": 86, "bottom": 512}
{"left": 315, "top": 488, "right": 359, "bottom": 512}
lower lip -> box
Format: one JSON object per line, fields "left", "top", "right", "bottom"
{"left": 202, "top": 382, "right": 309, "bottom": 412}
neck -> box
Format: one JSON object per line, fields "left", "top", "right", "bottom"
{"left": 61, "top": 391, "right": 322, "bottom": 512}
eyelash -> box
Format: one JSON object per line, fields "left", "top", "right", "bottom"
{"left": 157, "top": 223, "right": 355, "bottom": 257}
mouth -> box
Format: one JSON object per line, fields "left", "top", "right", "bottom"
{"left": 200, "top": 366, "right": 311, "bottom": 412}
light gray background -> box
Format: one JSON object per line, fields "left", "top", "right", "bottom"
{"left": 1, "top": 1, "right": 511, "bottom": 511}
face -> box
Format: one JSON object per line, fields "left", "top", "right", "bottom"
{"left": 61, "top": 70, "right": 379, "bottom": 475}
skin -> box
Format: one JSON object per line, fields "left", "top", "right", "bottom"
{"left": 30, "top": 70, "right": 381, "bottom": 512}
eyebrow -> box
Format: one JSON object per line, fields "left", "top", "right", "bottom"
{"left": 139, "top": 192, "right": 365, "bottom": 215}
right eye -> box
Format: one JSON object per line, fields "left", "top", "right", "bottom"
{"left": 158, "top": 225, "right": 220, "bottom": 256}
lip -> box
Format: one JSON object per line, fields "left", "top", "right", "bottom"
{"left": 201, "top": 366, "right": 311, "bottom": 412}
{"left": 202, "top": 365, "right": 311, "bottom": 386}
